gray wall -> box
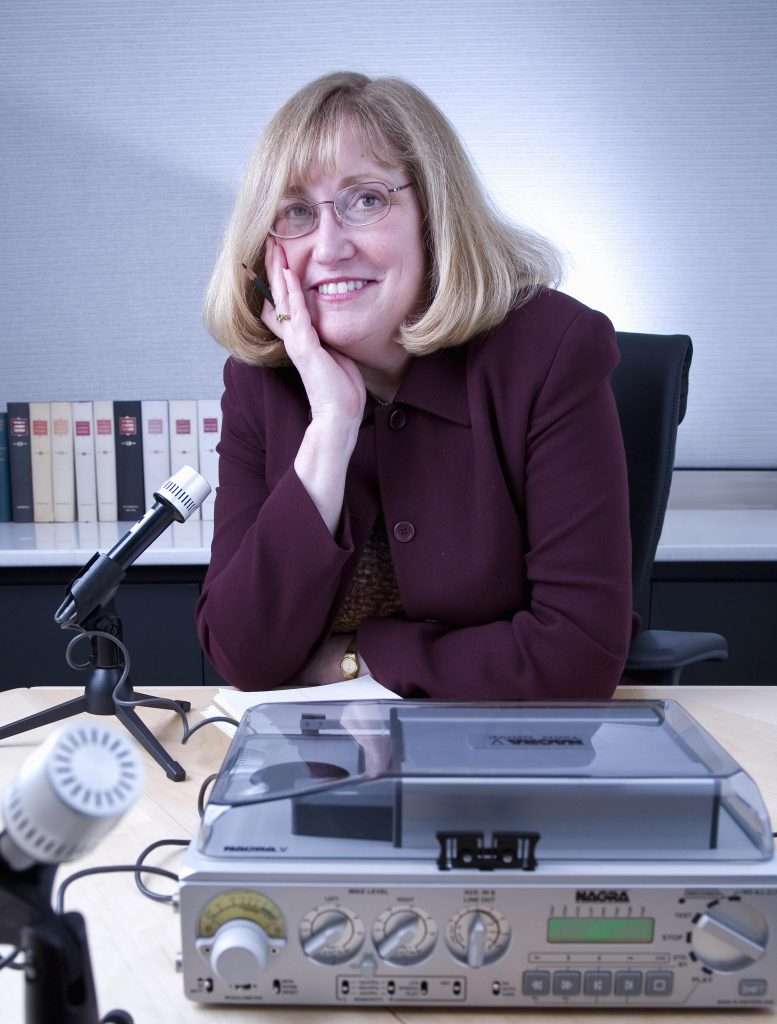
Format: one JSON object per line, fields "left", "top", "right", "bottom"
{"left": 2, "top": 0, "right": 775, "bottom": 466}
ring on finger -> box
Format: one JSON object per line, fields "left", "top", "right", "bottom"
{"left": 276, "top": 312, "right": 292, "bottom": 323}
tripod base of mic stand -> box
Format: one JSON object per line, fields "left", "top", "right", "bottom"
{"left": 115, "top": 688, "right": 190, "bottom": 782}
{"left": 0, "top": 672, "right": 190, "bottom": 782}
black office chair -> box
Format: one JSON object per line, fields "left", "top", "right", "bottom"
{"left": 612, "top": 332, "right": 728, "bottom": 685}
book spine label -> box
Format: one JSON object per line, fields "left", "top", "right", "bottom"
{"left": 6, "top": 403, "right": 33, "bottom": 522}
{"left": 169, "top": 400, "right": 200, "bottom": 519}
{"left": 51, "top": 401, "right": 75, "bottom": 522}
{"left": 30, "top": 402, "right": 54, "bottom": 523}
{"left": 141, "top": 400, "right": 171, "bottom": 508}
{"left": 72, "top": 401, "right": 98, "bottom": 522}
{"left": 197, "top": 399, "right": 221, "bottom": 521}
{"left": 0, "top": 413, "right": 11, "bottom": 522}
{"left": 114, "top": 401, "right": 145, "bottom": 521}
{"left": 93, "top": 400, "right": 118, "bottom": 521}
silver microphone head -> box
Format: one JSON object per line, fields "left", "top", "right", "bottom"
{"left": 1, "top": 721, "right": 144, "bottom": 871}
{"left": 154, "top": 465, "right": 212, "bottom": 522}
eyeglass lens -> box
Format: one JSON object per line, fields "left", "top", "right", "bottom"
{"left": 272, "top": 182, "right": 393, "bottom": 238}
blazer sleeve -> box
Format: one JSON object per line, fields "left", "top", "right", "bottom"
{"left": 358, "top": 308, "right": 635, "bottom": 700}
{"left": 195, "top": 358, "right": 356, "bottom": 689}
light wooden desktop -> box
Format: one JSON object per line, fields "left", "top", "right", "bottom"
{"left": 0, "top": 685, "right": 775, "bottom": 1024}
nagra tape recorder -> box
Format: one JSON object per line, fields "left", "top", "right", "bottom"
{"left": 176, "top": 700, "right": 776, "bottom": 1009}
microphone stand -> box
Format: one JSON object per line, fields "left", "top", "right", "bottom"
{"left": 0, "top": 853, "right": 132, "bottom": 1024}
{"left": 0, "top": 558, "right": 190, "bottom": 781}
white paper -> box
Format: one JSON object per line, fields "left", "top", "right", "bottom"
{"left": 206, "top": 675, "right": 400, "bottom": 726}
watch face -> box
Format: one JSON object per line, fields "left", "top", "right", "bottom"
{"left": 341, "top": 654, "right": 359, "bottom": 678}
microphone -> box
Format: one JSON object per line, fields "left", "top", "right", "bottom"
{"left": 55, "top": 465, "right": 211, "bottom": 627}
{"left": 0, "top": 722, "right": 143, "bottom": 1024}
{"left": 0, "top": 720, "right": 144, "bottom": 873}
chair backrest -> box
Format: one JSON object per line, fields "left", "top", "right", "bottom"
{"left": 611, "top": 332, "right": 692, "bottom": 622}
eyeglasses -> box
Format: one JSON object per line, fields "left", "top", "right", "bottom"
{"left": 270, "top": 181, "right": 414, "bottom": 239}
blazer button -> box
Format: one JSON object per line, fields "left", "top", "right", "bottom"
{"left": 389, "top": 408, "right": 407, "bottom": 430}
{"left": 393, "top": 521, "right": 415, "bottom": 543}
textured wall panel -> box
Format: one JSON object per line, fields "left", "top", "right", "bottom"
{"left": 1, "top": 0, "right": 774, "bottom": 465}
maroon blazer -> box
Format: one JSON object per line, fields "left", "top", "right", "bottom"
{"left": 196, "top": 289, "right": 634, "bottom": 699}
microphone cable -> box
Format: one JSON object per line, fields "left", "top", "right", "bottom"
{"left": 62, "top": 626, "right": 239, "bottom": 744}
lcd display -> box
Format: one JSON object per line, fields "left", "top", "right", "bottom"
{"left": 547, "top": 917, "right": 655, "bottom": 943}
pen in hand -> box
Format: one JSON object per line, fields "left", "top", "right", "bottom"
{"left": 241, "top": 262, "right": 274, "bottom": 306}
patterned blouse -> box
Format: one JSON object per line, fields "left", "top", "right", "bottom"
{"left": 332, "top": 513, "right": 404, "bottom": 632}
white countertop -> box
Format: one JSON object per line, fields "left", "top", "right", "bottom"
{"left": 0, "top": 519, "right": 215, "bottom": 567}
{"left": 0, "top": 472, "right": 775, "bottom": 567}
{"left": 656, "top": 507, "right": 777, "bottom": 561}
{"left": 656, "top": 470, "right": 777, "bottom": 561}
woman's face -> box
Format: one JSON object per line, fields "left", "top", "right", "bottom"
{"left": 275, "top": 129, "right": 426, "bottom": 373}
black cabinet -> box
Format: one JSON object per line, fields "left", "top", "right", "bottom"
{"left": 0, "top": 566, "right": 227, "bottom": 690}
{"left": 648, "top": 562, "right": 777, "bottom": 684}
{"left": 1, "top": 561, "right": 775, "bottom": 689}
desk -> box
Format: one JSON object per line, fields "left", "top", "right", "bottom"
{"left": 1, "top": 685, "right": 775, "bottom": 1024}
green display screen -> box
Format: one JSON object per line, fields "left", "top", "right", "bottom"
{"left": 547, "top": 917, "right": 655, "bottom": 944}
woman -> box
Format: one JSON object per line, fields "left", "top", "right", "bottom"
{"left": 196, "top": 71, "right": 634, "bottom": 699}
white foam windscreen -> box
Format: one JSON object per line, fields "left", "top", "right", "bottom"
{"left": 1, "top": 721, "right": 144, "bottom": 870}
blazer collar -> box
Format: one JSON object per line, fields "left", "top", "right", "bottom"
{"left": 393, "top": 343, "right": 471, "bottom": 425}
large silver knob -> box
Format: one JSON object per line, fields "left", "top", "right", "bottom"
{"left": 691, "top": 899, "right": 768, "bottom": 972}
{"left": 209, "top": 919, "right": 271, "bottom": 984}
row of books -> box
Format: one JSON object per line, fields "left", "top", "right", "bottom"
{"left": 0, "top": 400, "right": 221, "bottom": 523}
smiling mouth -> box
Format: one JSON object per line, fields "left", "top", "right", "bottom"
{"left": 316, "top": 279, "right": 369, "bottom": 295}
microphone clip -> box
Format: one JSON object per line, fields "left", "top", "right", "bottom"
{"left": 55, "top": 553, "right": 126, "bottom": 629}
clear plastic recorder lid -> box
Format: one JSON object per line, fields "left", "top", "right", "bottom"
{"left": 199, "top": 700, "right": 774, "bottom": 863}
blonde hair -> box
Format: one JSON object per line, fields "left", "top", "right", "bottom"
{"left": 205, "top": 71, "right": 563, "bottom": 366}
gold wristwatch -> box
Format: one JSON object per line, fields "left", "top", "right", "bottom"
{"left": 340, "top": 636, "right": 359, "bottom": 680}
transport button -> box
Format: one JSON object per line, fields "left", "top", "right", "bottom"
{"left": 614, "top": 971, "right": 643, "bottom": 996}
{"left": 584, "top": 971, "right": 612, "bottom": 996}
{"left": 522, "top": 971, "right": 551, "bottom": 996}
{"left": 553, "top": 971, "right": 581, "bottom": 996}
{"left": 645, "top": 971, "right": 674, "bottom": 996}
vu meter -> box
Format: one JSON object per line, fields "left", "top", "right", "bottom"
{"left": 195, "top": 890, "right": 286, "bottom": 985}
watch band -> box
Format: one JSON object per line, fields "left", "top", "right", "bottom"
{"left": 340, "top": 636, "right": 359, "bottom": 680}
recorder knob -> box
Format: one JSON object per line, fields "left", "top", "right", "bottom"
{"left": 374, "top": 906, "right": 438, "bottom": 966}
{"left": 300, "top": 905, "right": 365, "bottom": 965}
{"left": 209, "top": 919, "right": 271, "bottom": 984}
{"left": 691, "top": 899, "right": 768, "bottom": 973}
{"left": 445, "top": 907, "right": 511, "bottom": 968}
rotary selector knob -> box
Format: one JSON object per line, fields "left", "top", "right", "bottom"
{"left": 300, "top": 905, "right": 365, "bottom": 965}
{"left": 196, "top": 890, "right": 287, "bottom": 985}
{"left": 690, "top": 898, "right": 769, "bottom": 972}
{"left": 373, "top": 905, "right": 438, "bottom": 966}
{"left": 445, "top": 907, "right": 511, "bottom": 967}
{"left": 209, "top": 919, "right": 271, "bottom": 984}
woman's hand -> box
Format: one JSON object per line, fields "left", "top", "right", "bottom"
{"left": 261, "top": 237, "right": 366, "bottom": 424}
{"left": 260, "top": 238, "right": 366, "bottom": 534}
